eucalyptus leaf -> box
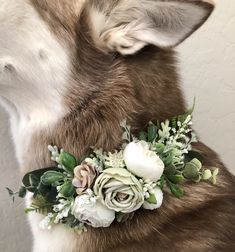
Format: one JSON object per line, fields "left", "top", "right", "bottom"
{"left": 202, "top": 169, "right": 212, "bottom": 180}
{"left": 213, "top": 168, "right": 219, "bottom": 177}
{"left": 184, "top": 150, "right": 204, "bottom": 163}
{"left": 183, "top": 159, "right": 202, "bottom": 180}
{"left": 193, "top": 175, "right": 202, "bottom": 183}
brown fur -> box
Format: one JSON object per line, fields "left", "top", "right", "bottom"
{"left": 22, "top": 0, "right": 235, "bottom": 251}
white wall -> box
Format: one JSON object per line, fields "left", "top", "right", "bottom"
{"left": 0, "top": 0, "right": 234, "bottom": 251}
{"left": 179, "top": 0, "right": 235, "bottom": 173}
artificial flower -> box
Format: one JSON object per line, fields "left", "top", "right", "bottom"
{"left": 94, "top": 168, "right": 144, "bottom": 213}
{"left": 72, "top": 162, "right": 97, "bottom": 194}
{"left": 123, "top": 141, "right": 164, "bottom": 182}
{"left": 142, "top": 187, "right": 163, "bottom": 210}
{"left": 72, "top": 194, "right": 115, "bottom": 228}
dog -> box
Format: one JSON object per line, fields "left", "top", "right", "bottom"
{"left": 0, "top": 0, "right": 234, "bottom": 251}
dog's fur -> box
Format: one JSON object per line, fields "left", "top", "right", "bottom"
{"left": 0, "top": 0, "right": 235, "bottom": 251}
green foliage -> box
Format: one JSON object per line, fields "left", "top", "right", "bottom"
{"left": 146, "top": 193, "right": 157, "bottom": 204}
{"left": 147, "top": 123, "right": 158, "bottom": 142}
{"left": 41, "top": 171, "right": 64, "bottom": 185}
{"left": 59, "top": 181, "right": 76, "bottom": 198}
{"left": 59, "top": 151, "right": 77, "bottom": 173}
{"left": 6, "top": 187, "right": 18, "bottom": 202}
{"left": 138, "top": 131, "right": 147, "bottom": 141}
{"left": 167, "top": 174, "right": 184, "bottom": 184}
{"left": 18, "top": 186, "right": 27, "bottom": 198}
{"left": 166, "top": 179, "right": 184, "bottom": 198}
{"left": 173, "top": 98, "right": 195, "bottom": 128}
{"left": 25, "top": 195, "right": 54, "bottom": 214}
{"left": 183, "top": 158, "right": 202, "bottom": 180}
{"left": 154, "top": 143, "right": 165, "bottom": 154}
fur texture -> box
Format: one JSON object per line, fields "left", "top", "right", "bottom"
{"left": 0, "top": 0, "right": 234, "bottom": 251}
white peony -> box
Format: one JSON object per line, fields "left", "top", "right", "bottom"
{"left": 123, "top": 141, "right": 164, "bottom": 182}
{"left": 143, "top": 187, "right": 163, "bottom": 210}
{"left": 72, "top": 194, "right": 115, "bottom": 228}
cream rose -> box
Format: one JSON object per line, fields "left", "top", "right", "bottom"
{"left": 143, "top": 187, "right": 163, "bottom": 210}
{"left": 123, "top": 141, "right": 164, "bottom": 182}
{"left": 72, "top": 194, "right": 115, "bottom": 228}
{"left": 93, "top": 168, "right": 144, "bottom": 213}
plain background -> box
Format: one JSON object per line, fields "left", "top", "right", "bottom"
{"left": 0, "top": 0, "right": 234, "bottom": 251}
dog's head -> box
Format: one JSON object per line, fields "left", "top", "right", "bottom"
{"left": 0, "top": 0, "right": 214, "bottom": 119}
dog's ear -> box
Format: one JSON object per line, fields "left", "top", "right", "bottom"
{"left": 89, "top": 0, "right": 214, "bottom": 55}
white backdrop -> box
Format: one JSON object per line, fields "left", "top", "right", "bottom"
{"left": 0, "top": 0, "right": 234, "bottom": 251}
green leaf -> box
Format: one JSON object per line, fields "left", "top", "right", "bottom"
{"left": 138, "top": 131, "right": 147, "bottom": 141}
{"left": 18, "top": 186, "right": 27, "bottom": 198}
{"left": 210, "top": 168, "right": 219, "bottom": 185}
{"left": 167, "top": 181, "right": 184, "bottom": 198}
{"left": 213, "top": 168, "right": 219, "bottom": 177}
{"left": 167, "top": 174, "right": 184, "bottom": 184}
{"left": 59, "top": 181, "right": 75, "bottom": 198}
{"left": 59, "top": 152, "right": 77, "bottom": 173}
{"left": 154, "top": 143, "right": 165, "bottom": 154}
{"left": 193, "top": 175, "right": 202, "bottom": 183}
{"left": 190, "top": 158, "right": 202, "bottom": 171}
{"left": 22, "top": 167, "right": 62, "bottom": 188}
{"left": 6, "top": 187, "right": 14, "bottom": 196}
{"left": 41, "top": 171, "right": 64, "bottom": 185}
{"left": 147, "top": 123, "right": 158, "bottom": 142}
{"left": 183, "top": 159, "right": 202, "bottom": 180}
{"left": 158, "top": 176, "right": 166, "bottom": 190}
{"left": 29, "top": 174, "right": 40, "bottom": 187}
{"left": 171, "top": 116, "right": 178, "bottom": 129}
{"left": 146, "top": 193, "right": 157, "bottom": 204}
{"left": 162, "top": 152, "right": 174, "bottom": 166}
{"left": 164, "top": 165, "right": 177, "bottom": 175}
{"left": 202, "top": 169, "right": 212, "bottom": 180}
{"left": 177, "top": 98, "right": 195, "bottom": 124}
{"left": 184, "top": 150, "right": 204, "bottom": 163}
{"left": 116, "top": 212, "right": 125, "bottom": 223}
{"left": 37, "top": 182, "right": 57, "bottom": 201}
{"left": 6, "top": 187, "right": 17, "bottom": 202}
{"left": 25, "top": 195, "right": 54, "bottom": 214}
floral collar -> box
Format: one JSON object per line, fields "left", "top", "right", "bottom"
{"left": 7, "top": 104, "right": 218, "bottom": 233}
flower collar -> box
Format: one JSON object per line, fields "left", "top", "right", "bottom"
{"left": 7, "top": 104, "right": 219, "bottom": 233}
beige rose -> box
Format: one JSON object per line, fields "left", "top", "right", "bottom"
{"left": 72, "top": 162, "right": 97, "bottom": 194}
{"left": 93, "top": 168, "right": 144, "bottom": 213}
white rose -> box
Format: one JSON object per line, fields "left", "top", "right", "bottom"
{"left": 72, "top": 194, "right": 115, "bottom": 228}
{"left": 143, "top": 187, "right": 163, "bottom": 210}
{"left": 123, "top": 141, "right": 164, "bottom": 182}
